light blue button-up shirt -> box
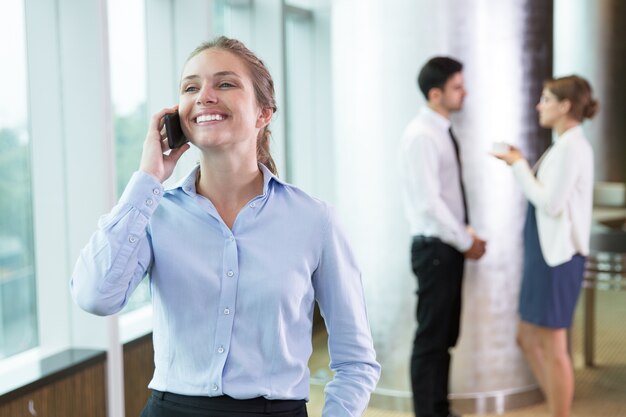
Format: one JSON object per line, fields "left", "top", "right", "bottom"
{"left": 71, "top": 164, "right": 380, "bottom": 416}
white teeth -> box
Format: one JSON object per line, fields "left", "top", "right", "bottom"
{"left": 197, "top": 114, "right": 225, "bottom": 123}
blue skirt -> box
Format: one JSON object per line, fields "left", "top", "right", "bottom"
{"left": 519, "top": 203, "right": 585, "bottom": 328}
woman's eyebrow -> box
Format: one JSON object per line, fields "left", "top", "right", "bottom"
{"left": 180, "top": 75, "right": 200, "bottom": 85}
{"left": 181, "top": 71, "right": 241, "bottom": 83}
{"left": 213, "top": 70, "right": 241, "bottom": 79}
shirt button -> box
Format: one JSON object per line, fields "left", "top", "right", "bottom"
{"left": 217, "top": 346, "right": 225, "bottom": 353}
{"left": 153, "top": 188, "right": 160, "bottom": 195}
{"left": 145, "top": 198, "right": 153, "bottom": 206}
{"left": 249, "top": 202, "right": 256, "bottom": 208}
{"left": 227, "top": 270, "right": 234, "bottom": 277}
{"left": 212, "top": 384, "right": 218, "bottom": 391}
{"left": 223, "top": 308, "right": 230, "bottom": 315}
{"left": 129, "top": 235, "right": 137, "bottom": 243}
{"left": 229, "top": 236, "right": 235, "bottom": 242}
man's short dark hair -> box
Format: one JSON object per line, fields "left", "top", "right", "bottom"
{"left": 417, "top": 57, "right": 463, "bottom": 99}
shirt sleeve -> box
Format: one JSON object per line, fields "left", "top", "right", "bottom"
{"left": 312, "top": 206, "right": 381, "bottom": 417}
{"left": 70, "top": 171, "right": 163, "bottom": 316}
{"left": 403, "top": 134, "right": 473, "bottom": 252}
{"left": 511, "top": 144, "right": 578, "bottom": 218}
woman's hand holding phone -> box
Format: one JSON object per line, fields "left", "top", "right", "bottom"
{"left": 139, "top": 106, "right": 190, "bottom": 183}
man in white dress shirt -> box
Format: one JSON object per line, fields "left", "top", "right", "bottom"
{"left": 399, "top": 57, "right": 486, "bottom": 417}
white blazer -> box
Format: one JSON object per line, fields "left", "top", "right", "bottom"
{"left": 511, "top": 125, "right": 594, "bottom": 266}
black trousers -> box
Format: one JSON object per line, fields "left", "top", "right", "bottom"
{"left": 140, "top": 390, "right": 308, "bottom": 417}
{"left": 410, "top": 237, "right": 465, "bottom": 417}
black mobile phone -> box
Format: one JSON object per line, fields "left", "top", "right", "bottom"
{"left": 164, "top": 112, "right": 189, "bottom": 149}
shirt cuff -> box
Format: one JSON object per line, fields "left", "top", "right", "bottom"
{"left": 511, "top": 158, "right": 531, "bottom": 176}
{"left": 118, "top": 170, "right": 165, "bottom": 217}
{"left": 457, "top": 232, "right": 474, "bottom": 253}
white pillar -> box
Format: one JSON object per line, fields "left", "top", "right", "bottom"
{"left": 331, "top": 0, "right": 452, "bottom": 406}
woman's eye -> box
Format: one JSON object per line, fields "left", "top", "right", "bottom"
{"left": 218, "top": 82, "right": 235, "bottom": 88}
{"left": 184, "top": 86, "right": 198, "bottom": 93}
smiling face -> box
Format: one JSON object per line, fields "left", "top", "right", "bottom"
{"left": 178, "top": 48, "right": 272, "bottom": 152}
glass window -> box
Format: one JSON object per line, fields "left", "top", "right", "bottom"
{"left": 215, "top": 0, "right": 255, "bottom": 37}
{"left": 0, "top": 0, "right": 39, "bottom": 359}
{"left": 108, "top": 0, "right": 147, "bottom": 196}
{"left": 284, "top": 9, "right": 314, "bottom": 187}
{"left": 107, "top": 0, "right": 150, "bottom": 312}
{"left": 213, "top": 0, "right": 227, "bottom": 35}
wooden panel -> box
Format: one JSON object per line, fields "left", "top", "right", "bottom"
{"left": 0, "top": 387, "right": 50, "bottom": 417}
{"left": 0, "top": 361, "right": 106, "bottom": 417}
{"left": 124, "top": 334, "right": 154, "bottom": 417}
{"left": 53, "top": 362, "right": 106, "bottom": 416}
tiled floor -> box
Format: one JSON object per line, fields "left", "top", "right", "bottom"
{"left": 307, "top": 290, "right": 626, "bottom": 417}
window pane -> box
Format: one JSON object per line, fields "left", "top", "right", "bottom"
{"left": 214, "top": 0, "right": 247, "bottom": 36}
{"left": 0, "top": 0, "right": 39, "bottom": 359}
{"left": 108, "top": 0, "right": 147, "bottom": 196}
{"left": 284, "top": 13, "right": 314, "bottom": 187}
{"left": 213, "top": 0, "right": 227, "bottom": 35}
{"left": 107, "top": 0, "right": 150, "bottom": 313}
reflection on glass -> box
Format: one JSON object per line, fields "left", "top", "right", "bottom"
{"left": 0, "top": 0, "right": 39, "bottom": 359}
{"left": 107, "top": 0, "right": 150, "bottom": 313}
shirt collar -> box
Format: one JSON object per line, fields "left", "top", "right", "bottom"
{"left": 556, "top": 124, "right": 583, "bottom": 142}
{"left": 164, "top": 166, "right": 199, "bottom": 196}
{"left": 166, "top": 163, "right": 284, "bottom": 197}
{"left": 258, "top": 162, "right": 287, "bottom": 194}
{"left": 420, "top": 106, "right": 452, "bottom": 131}
{"left": 550, "top": 124, "right": 583, "bottom": 149}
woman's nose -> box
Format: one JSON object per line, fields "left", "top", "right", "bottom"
{"left": 197, "top": 87, "right": 217, "bottom": 105}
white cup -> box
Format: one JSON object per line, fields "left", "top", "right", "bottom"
{"left": 491, "top": 142, "right": 510, "bottom": 154}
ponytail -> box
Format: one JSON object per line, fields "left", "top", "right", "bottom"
{"left": 257, "top": 127, "right": 277, "bottom": 175}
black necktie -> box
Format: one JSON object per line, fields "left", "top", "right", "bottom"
{"left": 448, "top": 127, "right": 469, "bottom": 225}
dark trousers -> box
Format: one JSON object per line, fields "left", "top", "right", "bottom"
{"left": 410, "top": 237, "right": 465, "bottom": 417}
{"left": 140, "top": 390, "right": 308, "bottom": 417}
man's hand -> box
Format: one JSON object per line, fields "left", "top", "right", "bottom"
{"left": 464, "top": 236, "right": 486, "bottom": 260}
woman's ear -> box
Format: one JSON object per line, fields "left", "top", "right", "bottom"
{"left": 256, "top": 107, "right": 273, "bottom": 128}
{"left": 559, "top": 99, "right": 572, "bottom": 115}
